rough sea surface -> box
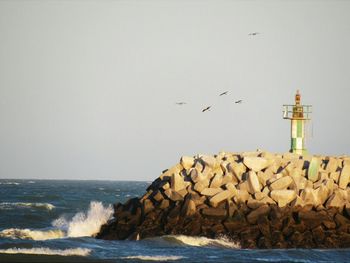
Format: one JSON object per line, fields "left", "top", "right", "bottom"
{"left": 1, "top": 179, "right": 350, "bottom": 262}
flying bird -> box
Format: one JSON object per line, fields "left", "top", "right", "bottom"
{"left": 219, "top": 91, "right": 228, "bottom": 96}
{"left": 248, "top": 32, "right": 259, "bottom": 36}
{"left": 202, "top": 106, "right": 211, "bottom": 112}
{"left": 235, "top": 100, "right": 243, "bottom": 104}
{"left": 175, "top": 102, "right": 187, "bottom": 105}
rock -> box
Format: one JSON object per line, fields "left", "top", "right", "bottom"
{"left": 243, "top": 157, "right": 270, "bottom": 172}
{"left": 308, "top": 157, "right": 320, "bottom": 182}
{"left": 326, "top": 191, "right": 345, "bottom": 210}
{"left": 159, "top": 199, "right": 169, "bottom": 209}
{"left": 171, "top": 173, "right": 185, "bottom": 192}
{"left": 200, "top": 155, "right": 218, "bottom": 168}
{"left": 234, "top": 189, "right": 250, "bottom": 204}
{"left": 222, "top": 173, "right": 235, "bottom": 185}
{"left": 228, "top": 162, "right": 246, "bottom": 181}
{"left": 194, "top": 179, "right": 209, "bottom": 193}
{"left": 160, "top": 164, "right": 183, "bottom": 180}
{"left": 180, "top": 156, "right": 194, "bottom": 170}
{"left": 210, "top": 173, "right": 223, "bottom": 188}
{"left": 326, "top": 158, "right": 339, "bottom": 173}
{"left": 248, "top": 171, "right": 261, "bottom": 193}
{"left": 225, "top": 182, "right": 237, "bottom": 195}
{"left": 300, "top": 188, "right": 319, "bottom": 206}
{"left": 143, "top": 199, "right": 154, "bottom": 214}
{"left": 201, "top": 188, "right": 223, "bottom": 196}
{"left": 257, "top": 170, "right": 273, "bottom": 187}
{"left": 182, "top": 199, "right": 196, "bottom": 217}
{"left": 164, "top": 189, "right": 184, "bottom": 202}
{"left": 247, "top": 205, "right": 271, "bottom": 224}
{"left": 269, "top": 176, "right": 293, "bottom": 191}
{"left": 339, "top": 165, "right": 350, "bottom": 189}
{"left": 330, "top": 171, "right": 340, "bottom": 183}
{"left": 270, "top": 190, "right": 296, "bottom": 207}
{"left": 210, "top": 190, "right": 232, "bottom": 208}
{"left": 202, "top": 207, "right": 227, "bottom": 219}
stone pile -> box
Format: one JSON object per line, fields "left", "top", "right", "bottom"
{"left": 97, "top": 151, "right": 350, "bottom": 248}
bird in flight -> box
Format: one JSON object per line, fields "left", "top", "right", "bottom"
{"left": 235, "top": 100, "right": 243, "bottom": 104}
{"left": 219, "top": 91, "right": 228, "bottom": 96}
{"left": 175, "top": 102, "right": 187, "bottom": 105}
{"left": 248, "top": 32, "right": 259, "bottom": 36}
{"left": 202, "top": 106, "right": 211, "bottom": 112}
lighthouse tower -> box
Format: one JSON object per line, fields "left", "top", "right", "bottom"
{"left": 283, "top": 90, "right": 312, "bottom": 155}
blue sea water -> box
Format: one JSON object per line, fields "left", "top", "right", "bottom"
{"left": 1, "top": 179, "right": 350, "bottom": 262}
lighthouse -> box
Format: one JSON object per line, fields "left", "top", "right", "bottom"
{"left": 283, "top": 90, "right": 312, "bottom": 155}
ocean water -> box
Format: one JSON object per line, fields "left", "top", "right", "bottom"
{"left": 1, "top": 180, "right": 350, "bottom": 263}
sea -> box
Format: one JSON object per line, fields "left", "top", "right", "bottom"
{"left": 1, "top": 179, "right": 350, "bottom": 263}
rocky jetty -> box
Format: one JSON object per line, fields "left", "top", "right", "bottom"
{"left": 96, "top": 151, "right": 350, "bottom": 248}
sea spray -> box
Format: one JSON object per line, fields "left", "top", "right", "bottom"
{"left": 53, "top": 201, "right": 113, "bottom": 237}
{"left": 1, "top": 201, "right": 113, "bottom": 241}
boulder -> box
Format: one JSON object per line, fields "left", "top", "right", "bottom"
{"left": 339, "top": 165, "right": 350, "bottom": 189}
{"left": 270, "top": 190, "right": 296, "bottom": 207}
{"left": 269, "top": 176, "right": 293, "bottom": 191}
{"left": 248, "top": 171, "right": 261, "bottom": 193}
{"left": 308, "top": 157, "right": 320, "bottom": 182}
{"left": 202, "top": 207, "right": 227, "bottom": 219}
{"left": 326, "top": 158, "right": 339, "bottom": 173}
{"left": 180, "top": 156, "right": 195, "bottom": 170}
{"left": 210, "top": 190, "right": 232, "bottom": 208}
{"left": 201, "top": 188, "right": 223, "bottom": 196}
{"left": 171, "top": 173, "right": 185, "bottom": 192}
{"left": 228, "top": 162, "right": 246, "bottom": 181}
{"left": 243, "top": 157, "right": 270, "bottom": 172}
{"left": 200, "top": 155, "right": 218, "bottom": 168}
{"left": 182, "top": 199, "right": 196, "bottom": 217}
{"left": 247, "top": 205, "right": 271, "bottom": 224}
{"left": 194, "top": 179, "right": 209, "bottom": 193}
{"left": 210, "top": 173, "right": 223, "bottom": 188}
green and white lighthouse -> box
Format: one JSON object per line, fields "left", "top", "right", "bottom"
{"left": 283, "top": 90, "right": 312, "bottom": 155}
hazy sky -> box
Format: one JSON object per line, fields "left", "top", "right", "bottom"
{"left": 0, "top": 0, "right": 349, "bottom": 180}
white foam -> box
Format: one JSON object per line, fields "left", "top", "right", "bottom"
{"left": 122, "top": 255, "right": 183, "bottom": 261}
{"left": 0, "top": 228, "right": 65, "bottom": 241}
{"left": 0, "top": 247, "right": 91, "bottom": 256}
{"left": 52, "top": 201, "right": 113, "bottom": 238}
{"left": 1, "top": 201, "right": 113, "bottom": 241}
{"left": 0, "top": 202, "right": 55, "bottom": 210}
{"left": 162, "top": 235, "right": 240, "bottom": 249}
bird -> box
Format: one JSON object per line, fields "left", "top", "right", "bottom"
{"left": 175, "top": 102, "right": 187, "bottom": 105}
{"left": 235, "top": 100, "right": 242, "bottom": 104}
{"left": 219, "top": 91, "right": 228, "bottom": 96}
{"left": 202, "top": 106, "right": 211, "bottom": 112}
{"left": 248, "top": 32, "right": 259, "bottom": 36}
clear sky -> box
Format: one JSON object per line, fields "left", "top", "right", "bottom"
{"left": 0, "top": 0, "right": 349, "bottom": 180}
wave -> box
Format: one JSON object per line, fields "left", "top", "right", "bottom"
{"left": 0, "top": 202, "right": 55, "bottom": 210}
{"left": 0, "top": 182, "right": 20, "bottom": 185}
{"left": 1, "top": 201, "right": 113, "bottom": 241}
{"left": 0, "top": 228, "right": 65, "bottom": 241}
{"left": 53, "top": 201, "right": 113, "bottom": 238}
{"left": 0, "top": 247, "right": 91, "bottom": 256}
{"left": 122, "top": 255, "right": 184, "bottom": 261}
{"left": 158, "top": 235, "right": 240, "bottom": 249}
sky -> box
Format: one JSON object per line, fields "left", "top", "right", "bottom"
{"left": 0, "top": 0, "right": 349, "bottom": 181}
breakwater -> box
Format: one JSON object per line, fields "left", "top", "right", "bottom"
{"left": 97, "top": 151, "right": 350, "bottom": 248}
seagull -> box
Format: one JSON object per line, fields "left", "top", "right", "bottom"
{"left": 202, "top": 106, "right": 211, "bottom": 112}
{"left": 235, "top": 100, "right": 242, "bottom": 104}
{"left": 248, "top": 32, "right": 259, "bottom": 36}
{"left": 175, "top": 102, "right": 187, "bottom": 105}
{"left": 219, "top": 91, "right": 228, "bottom": 96}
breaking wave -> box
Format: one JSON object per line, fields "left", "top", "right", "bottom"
{"left": 0, "top": 201, "right": 113, "bottom": 241}
{"left": 0, "top": 247, "right": 91, "bottom": 256}
{"left": 159, "top": 235, "right": 241, "bottom": 249}
{"left": 0, "top": 202, "right": 55, "bottom": 210}
{"left": 52, "top": 201, "right": 113, "bottom": 237}
{"left": 122, "top": 255, "right": 184, "bottom": 261}
{"left": 0, "top": 228, "right": 65, "bottom": 241}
